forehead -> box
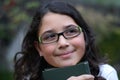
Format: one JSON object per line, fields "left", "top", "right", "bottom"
{"left": 39, "top": 12, "right": 77, "bottom": 35}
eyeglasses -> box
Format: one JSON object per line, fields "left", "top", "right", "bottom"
{"left": 38, "top": 25, "right": 82, "bottom": 44}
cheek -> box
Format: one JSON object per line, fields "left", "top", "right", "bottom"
{"left": 72, "top": 34, "right": 85, "bottom": 48}
{"left": 71, "top": 33, "right": 86, "bottom": 54}
{"left": 40, "top": 45, "right": 55, "bottom": 56}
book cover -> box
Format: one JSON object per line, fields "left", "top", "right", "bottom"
{"left": 42, "top": 61, "right": 91, "bottom": 80}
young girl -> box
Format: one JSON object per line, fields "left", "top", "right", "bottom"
{"left": 14, "top": 1, "right": 119, "bottom": 80}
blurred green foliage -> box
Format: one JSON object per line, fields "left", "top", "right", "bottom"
{"left": 0, "top": 71, "right": 13, "bottom": 80}
{"left": 99, "top": 31, "right": 120, "bottom": 64}
{"left": 0, "top": 0, "right": 40, "bottom": 45}
{"left": 83, "top": 0, "right": 120, "bottom": 7}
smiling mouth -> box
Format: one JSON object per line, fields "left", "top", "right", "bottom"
{"left": 57, "top": 50, "right": 75, "bottom": 59}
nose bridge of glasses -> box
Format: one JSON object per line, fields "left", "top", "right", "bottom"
{"left": 57, "top": 32, "right": 67, "bottom": 42}
{"left": 57, "top": 32, "right": 67, "bottom": 40}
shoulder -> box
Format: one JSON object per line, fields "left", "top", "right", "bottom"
{"left": 99, "top": 64, "right": 116, "bottom": 73}
{"left": 98, "top": 64, "right": 119, "bottom": 80}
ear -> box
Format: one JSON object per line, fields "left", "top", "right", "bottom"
{"left": 34, "top": 41, "right": 43, "bottom": 56}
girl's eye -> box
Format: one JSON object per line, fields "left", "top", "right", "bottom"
{"left": 64, "top": 28, "right": 79, "bottom": 36}
{"left": 42, "top": 33, "right": 57, "bottom": 42}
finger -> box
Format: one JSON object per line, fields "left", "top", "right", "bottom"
{"left": 67, "top": 74, "right": 94, "bottom": 80}
{"left": 77, "top": 74, "right": 94, "bottom": 80}
{"left": 67, "top": 76, "right": 76, "bottom": 80}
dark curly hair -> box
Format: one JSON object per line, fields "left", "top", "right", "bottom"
{"left": 14, "top": 1, "right": 106, "bottom": 80}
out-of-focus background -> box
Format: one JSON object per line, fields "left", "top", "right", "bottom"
{"left": 0, "top": 0, "right": 120, "bottom": 80}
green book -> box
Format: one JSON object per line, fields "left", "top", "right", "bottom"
{"left": 42, "top": 61, "right": 91, "bottom": 80}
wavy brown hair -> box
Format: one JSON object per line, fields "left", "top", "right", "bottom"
{"left": 14, "top": 1, "right": 106, "bottom": 80}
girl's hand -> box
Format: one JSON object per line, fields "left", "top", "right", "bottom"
{"left": 67, "top": 74, "right": 94, "bottom": 80}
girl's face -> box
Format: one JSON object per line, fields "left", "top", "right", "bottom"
{"left": 36, "top": 12, "right": 85, "bottom": 67}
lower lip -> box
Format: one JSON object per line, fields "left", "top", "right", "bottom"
{"left": 59, "top": 52, "right": 72, "bottom": 59}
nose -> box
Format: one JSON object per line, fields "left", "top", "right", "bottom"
{"left": 57, "top": 36, "right": 69, "bottom": 49}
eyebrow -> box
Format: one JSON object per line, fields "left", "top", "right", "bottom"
{"left": 64, "top": 24, "right": 78, "bottom": 30}
{"left": 41, "top": 30, "right": 54, "bottom": 35}
{"left": 42, "top": 24, "right": 78, "bottom": 35}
